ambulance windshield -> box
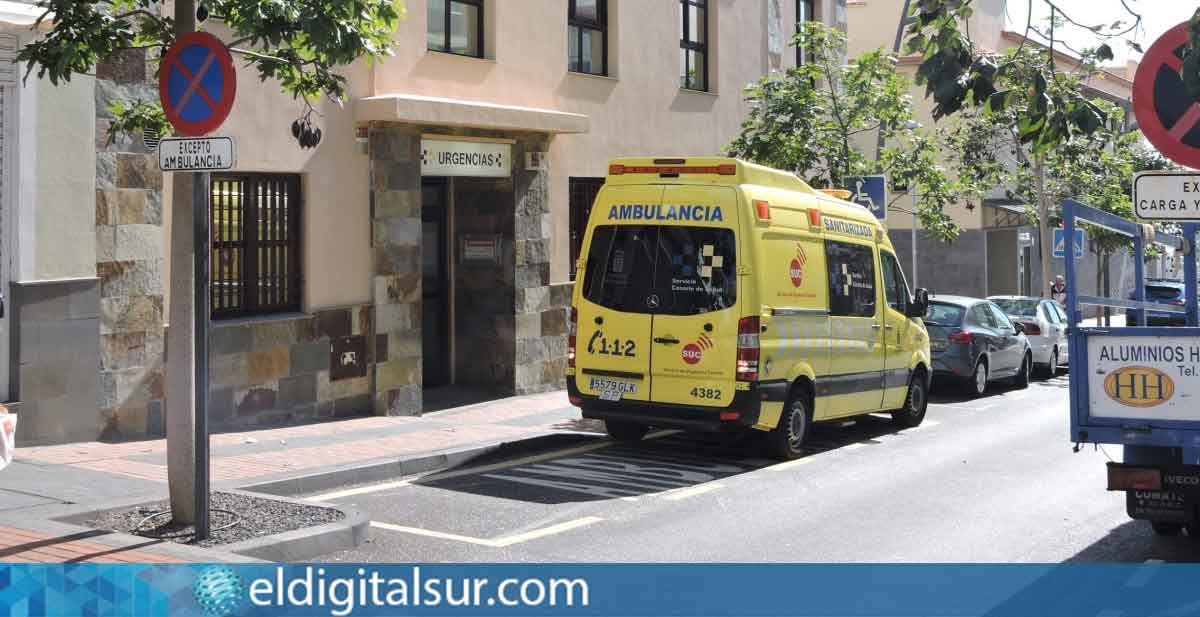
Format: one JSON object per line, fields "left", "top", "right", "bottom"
{"left": 582, "top": 225, "right": 737, "bottom": 315}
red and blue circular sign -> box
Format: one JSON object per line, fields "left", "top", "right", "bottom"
{"left": 1133, "top": 23, "right": 1200, "bottom": 170}
{"left": 158, "top": 31, "right": 237, "bottom": 137}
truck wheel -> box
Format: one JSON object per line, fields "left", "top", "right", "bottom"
{"left": 605, "top": 420, "right": 648, "bottom": 442}
{"left": 1152, "top": 521, "right": 1185, "bottom": 536}
{"left": 964, "top": 359, "right": 988, "bottom": 397}
{"left": 892, "top": 370, "right": 928, "bottom": 428}
{"left": 1012, "top": 352, "right": 1032, "bottom": 389}
{"left": 768, "top": 389, "right": 812, "bottom": 460}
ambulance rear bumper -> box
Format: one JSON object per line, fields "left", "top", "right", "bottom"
{"left": 566, "top": 376, "right": 788, "bottom": 431}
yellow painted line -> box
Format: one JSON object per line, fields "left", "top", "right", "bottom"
{"left": 370, "top": 516, "right": 604, "bottom": 548}
{"left": 308, "top": 480, "right": 411, "bottom": 502}
{"left": 663, "top": 483, "right": 724, "bottom": 501}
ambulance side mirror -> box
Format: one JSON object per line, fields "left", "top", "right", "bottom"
{"left": 907, "top": 288, "right": 929, "bottom": 319}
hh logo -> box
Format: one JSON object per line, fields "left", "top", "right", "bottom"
{"left": 789, "top": 244, "right": 807, "bottom": 287}
{"left": 1104, "top": 366, "right": 1175, "bottom": 408}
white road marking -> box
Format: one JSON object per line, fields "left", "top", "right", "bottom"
{"left": 663, "top": 483, "right": 724, "bottom": 501}
{"left": 930, "top": 404, "right": 985, "bottom": 412}
{"left": 308, "top": 480, "right": 411, "bottom": 502}
{"left": 370, "top": 516, "right": 603, "bottom": 548}
{"left": 768, "top": 457, "right": 814, "bottom": 472}
{"left": 906, "top": 420, "right": 940, "bottom": 431}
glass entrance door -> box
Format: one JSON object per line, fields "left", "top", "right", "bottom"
{"left": 422, "top": 180, "right": 450, "bottom": 388}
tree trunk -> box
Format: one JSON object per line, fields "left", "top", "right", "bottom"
{"left": 1033, "top": 157, "right": 1054, "bottom": 300}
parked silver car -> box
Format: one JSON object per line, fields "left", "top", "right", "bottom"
{"left": 988, "top": 296, "right": 1069, "bottom": 379}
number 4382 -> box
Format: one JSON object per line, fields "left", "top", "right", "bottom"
{"left": 690, "top": 387, "right": 721, "bottom": 399}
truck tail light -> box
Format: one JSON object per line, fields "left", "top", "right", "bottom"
{"left": 567, "top": 307, "right": 577, "bottom": 370}
{"left": 948, "top": 330, "right": 973, "bottom": 345}
{"left": 1107, "top": 466, "right": 1162, "bottom": 491}
{"left": 736, "top": 316, "right": 760, "bottom": 382}
{"left": 1020, "top": 321, "right": 1042, "bottom": 336}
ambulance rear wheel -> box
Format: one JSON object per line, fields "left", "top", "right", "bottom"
{"left": 1152, "top": 521, "right": 1185, "bottom": 536}
{"left": 768, "top": 389, "right": 812, "bottom": 460}
{"left": 892, "top": 370, "right": 928, "bottom": 428}
{"left": 605, "top": 420, "right": 649, "bottom": 442}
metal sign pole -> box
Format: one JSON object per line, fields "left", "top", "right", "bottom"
{"left": 193, "top": 171, "right": 211, "bottom": 540}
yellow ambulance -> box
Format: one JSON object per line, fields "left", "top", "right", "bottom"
{"left": 566, "top": 157, "right": 932, "bottom": 459}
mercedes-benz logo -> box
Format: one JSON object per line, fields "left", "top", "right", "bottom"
{"left": 646, "top": 294, "right": 660, "bottom": 309}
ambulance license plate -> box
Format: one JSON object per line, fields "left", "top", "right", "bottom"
{"left": 590, "top": 377, "right": 637, "bottom": 401}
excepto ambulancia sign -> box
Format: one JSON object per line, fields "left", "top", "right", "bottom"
{"left": 1133, "top": 171, "right": 1200, "bottom": 220}
{"left": 1088, "top": 336, "right": 1200, "bottom": 421}
{"left": 158, "top": 136, "right": 235, "bottom": 172}
{"left": 420, "top": 138, "right": 511, "bottom": 178}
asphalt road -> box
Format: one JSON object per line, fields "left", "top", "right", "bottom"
{"left": 303, "top": 372, "right": 1200, "bottom": 563}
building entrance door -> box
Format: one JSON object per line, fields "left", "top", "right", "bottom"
{"left": 422, "top": 179, "right": 450, "bottom": 388}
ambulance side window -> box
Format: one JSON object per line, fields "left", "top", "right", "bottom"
{"left": 826, "top": 241, "right": 876, "bottom": 318}
{"left": 879, "top": 251, "right": 908, "bottom": 313}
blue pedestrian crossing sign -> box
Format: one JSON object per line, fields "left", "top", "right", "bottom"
{"left": 1053, "top": 228, "right": 1086, "bottom": 259}
{"left": 845, "top": 175, "right": 887, "bottom": 220}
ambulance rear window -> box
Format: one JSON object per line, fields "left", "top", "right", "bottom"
{"left": 582, "top": 225, "right": 736, "bottom": 315}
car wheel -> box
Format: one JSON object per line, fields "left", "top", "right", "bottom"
{"left": 768, "top": 388, "right": 812, "bottom": 460}
{"left": 964, "top": 358, "right": 988, "bottom": 397}
{"left": 1013, "top": 352, "right": 1032, "bottom": 389}
{"left": 1039, "top": 348, "right": 1058, "bottom": 380}
{"left": 1152, "top": 521, "right": 1185, "bottom": 536}
{"left": 892, "top": 369, "right": 928, "bottom": 428}
{"left": 605, "top": 420, "right": 649, "bottom": 442}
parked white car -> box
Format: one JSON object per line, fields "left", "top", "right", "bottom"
{"left": 988, "top": 296, "right": 1070, "bottom": 379}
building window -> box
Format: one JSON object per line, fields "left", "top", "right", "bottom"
{"left": 569, "top": 177, "right": 604, "bottom": 280}
{"left": 797, "top": 0, "right": 816, "bottom": 66}
{"left": 211, "top": 174, "right": 303, "bottom": 319}
{"left": 568, "top": 0, "right": 607, "bottom": 75}
{"left": 428, "top": 0, "right": 484, "bottom": 58}
{"left": 680, "top": 0, "right": 708, "bottom": 91}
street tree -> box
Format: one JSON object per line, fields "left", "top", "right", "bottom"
{"left": 937, "top": 44, "right": 1115, "bottom": 298}
{"left": 726, "top": 21, "right": 965, "bottom": 242}
{"left": 15, "top": 0, "right": 404, "bottom": 526}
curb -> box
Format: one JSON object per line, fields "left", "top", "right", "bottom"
{"left": 239, "top": 430, "right": 598, "bottom": 497}
{"left": 218, "top": 489, "right": 368, "bottom": 562}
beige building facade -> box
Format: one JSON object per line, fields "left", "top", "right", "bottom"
{"left": 5, "top": 0, "right": 847, "bottom": 444}
{"left": 847, "top": 0, "right": 1139, "bottom": 299}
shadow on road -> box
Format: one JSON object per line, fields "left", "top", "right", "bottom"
{"left": 929, "top": 369, "right": 1070, "bottom": 405}
{"left": 1065, "top": 520, "right": 1200, "bottom": 563}
{"left": 415, "top": 415, "right": 919, "bottom": 505}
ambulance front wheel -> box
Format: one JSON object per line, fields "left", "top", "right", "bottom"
{"left": 768, "top": 388, "right": 812, "bottom": 460}
{"left": 605, "top": 420, "right": 649, "bottom": 442}
{"left": 892, "top": 369, "right": 928, "bottom": 428}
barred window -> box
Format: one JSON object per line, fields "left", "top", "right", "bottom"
{"left": 211, "top": 174, "right": 302, "bottom": 318}
{"left": 569, "top": 177, "right": 604, "bottom": 280}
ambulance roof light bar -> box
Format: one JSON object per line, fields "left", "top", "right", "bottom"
{"left": 609, "top": 162, "right": 737, "bottom": 176}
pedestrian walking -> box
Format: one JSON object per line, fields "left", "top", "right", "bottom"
{"left": 1050, "top": 275, "right": 1067, "bottom": 307}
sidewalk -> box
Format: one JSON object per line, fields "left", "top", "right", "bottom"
{"left": 0, "top": 390, "right": 590, "bottom": 562}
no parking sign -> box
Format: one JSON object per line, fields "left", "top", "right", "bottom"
{"left": 158, "top": 31, "right": 237, "bottom": 137}
{"left": 1133, "top": 23, "right": 1200, "bottom": 170}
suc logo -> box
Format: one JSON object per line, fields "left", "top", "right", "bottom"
{"left": 1104, "top": 366, "right": 1175, "bottom": 408}
{"left": 789, "top": 244, "right": 807, "bottom": 287}
{"left": 682, "top": 334, "right": 715, "bottom": 365}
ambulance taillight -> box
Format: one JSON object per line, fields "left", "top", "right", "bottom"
{"left": 736, "top": 316, "right": 760, "bottom": 382}
{"left": 567, "top": 307, "right": 578, "bottom": 370}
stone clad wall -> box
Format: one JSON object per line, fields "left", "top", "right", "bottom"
{"left": 207, "top": 305, "right": 375, "bottom": 427}
{"left": 94, "top": 49, "right": 167, "bottom": 440}
{"left": 368, "top": 124, "right": 424, "bottom": 415}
